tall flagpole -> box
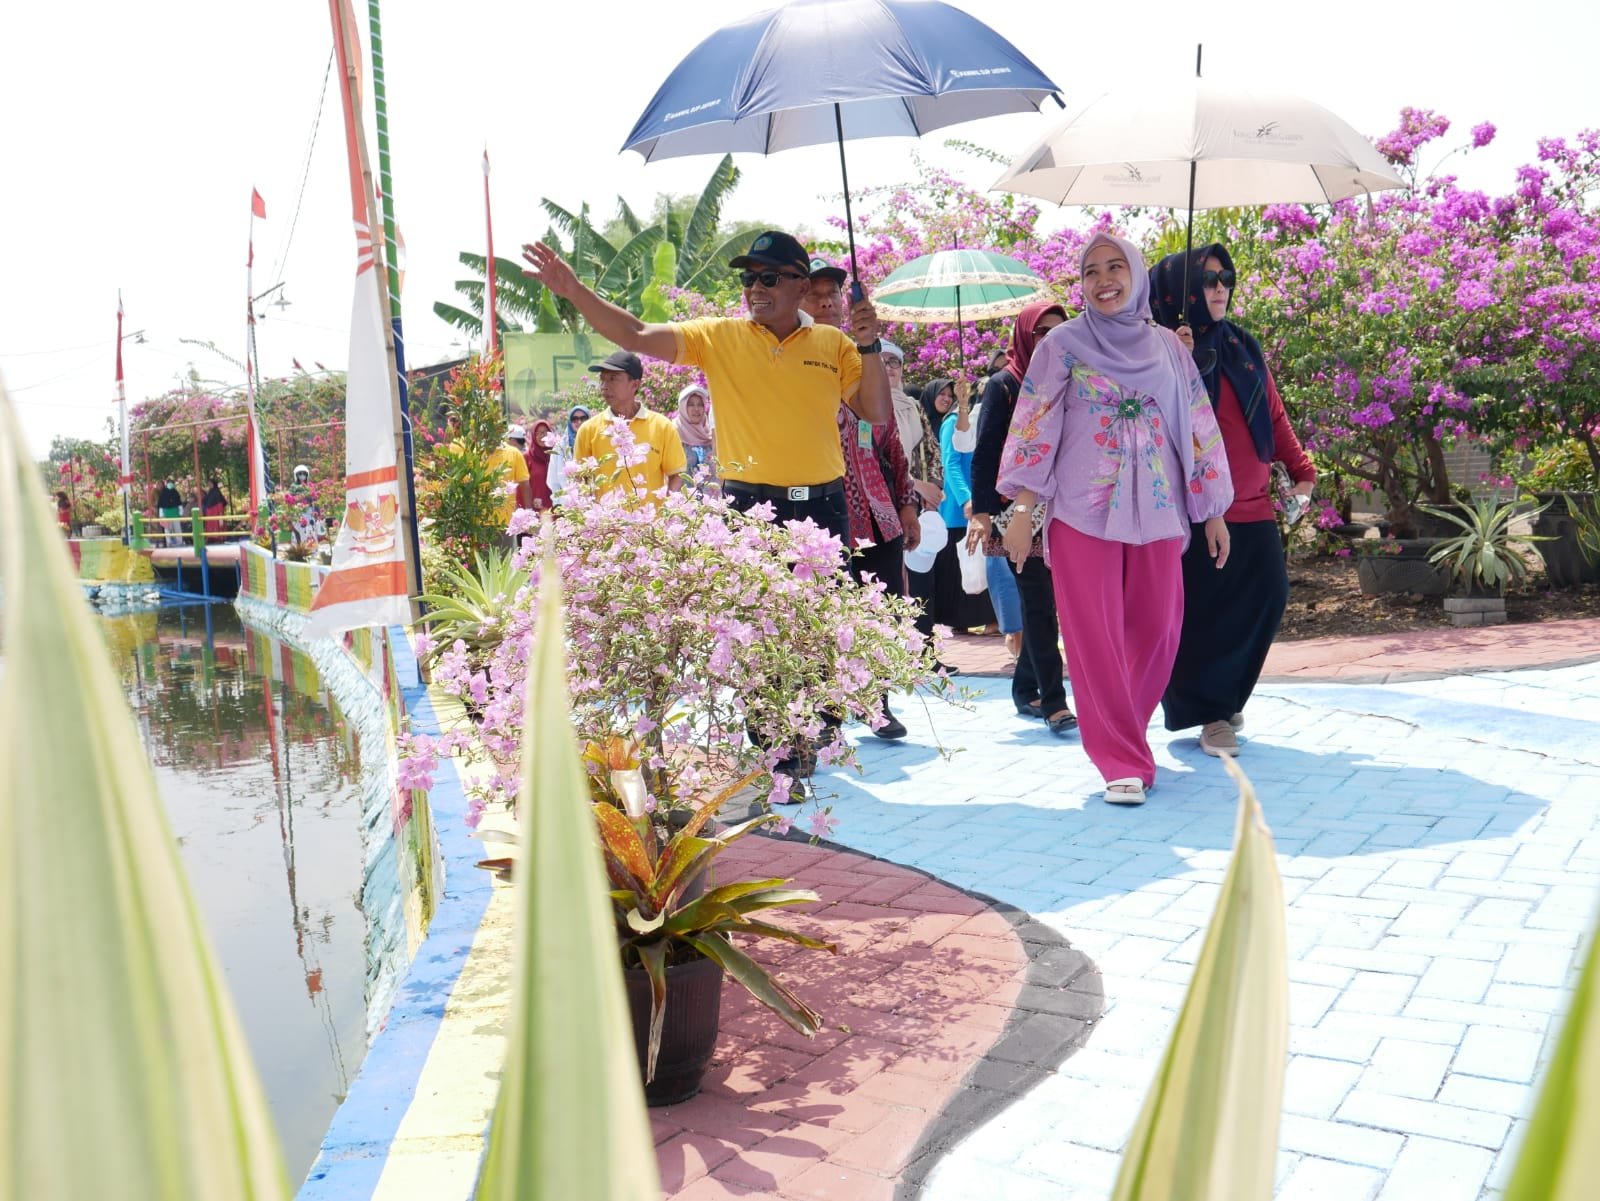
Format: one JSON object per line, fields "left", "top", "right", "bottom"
{"left": 245, "top": 189, "right": 270, "bottom": 523}
{"left": 366, "top": 0, "right": 423, "bottom": 598}
{"left": 483, "top": 148, "right": 499, "bottom": 357}
{"left": 306, "top": 0, "right": 417, "bottom": 637}
{"left": 115, "top": 293, "right": 132, "bottom": 544}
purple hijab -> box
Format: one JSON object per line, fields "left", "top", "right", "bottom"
{"left": 1048, "top": 233, "right": 1188, "bottom": 401}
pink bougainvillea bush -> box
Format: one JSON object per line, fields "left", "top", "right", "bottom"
{"left": 402, "top": 418, "right": 943, "bottom": 824}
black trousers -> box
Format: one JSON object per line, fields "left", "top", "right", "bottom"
{"left": 1009, "top": 554, "right": 1069, "bottom": 714}
{"left": 1161, "top": 519, "right": 1289, "bottom": 731}
{"left": 849, "top": 536, "right": 905, "bottom": 597}
{"left": 727, "top": 484, "right": 850, "bottom": 746}
{"left": 725, "top": 485, "right": 849, "bottom": 543}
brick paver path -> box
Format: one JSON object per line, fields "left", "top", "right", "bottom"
{"left": 675, "top": 621, "right": 1600, "bottom": 1200}
{"left": 657, "top": 838, "right": 1034, "bottom": 1200}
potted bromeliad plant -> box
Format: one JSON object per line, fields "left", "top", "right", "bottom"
{"left": 588, "top": 738, "right": 835, "bottom": 1104}
{"left": 401, "top": 422, "right": 941, "bottom": 1097}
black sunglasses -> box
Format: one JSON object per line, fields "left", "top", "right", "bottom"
{"left": 738, "top": 269, "right": 806, "bottom": 288}
{"left": 1200, "top": 268, "right": 1237, "bottom": 290}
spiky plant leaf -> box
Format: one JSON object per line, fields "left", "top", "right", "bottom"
{"left": 1110, "top": 757, "right": 1289, "bottom": 1201}
{"left": 0, "top": 377, "right": 291, "bottom": 1200}
{"left": 473, "top": 526, "right": 659, "bottom": 1200}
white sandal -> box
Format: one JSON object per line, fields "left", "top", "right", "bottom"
{"left": 1103, "top": 777, "right": 1147, "bottom": 806}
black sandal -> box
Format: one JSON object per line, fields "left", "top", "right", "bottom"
{"left": 1015, "top": 699, "right": 1044, "bottom": 719}
{"left": 1046, "top": 709, "right": 1078, "bottom": 735}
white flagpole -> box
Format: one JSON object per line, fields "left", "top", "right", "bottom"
{"left": 116, "top": 292, "right": 131, "bottom": 544}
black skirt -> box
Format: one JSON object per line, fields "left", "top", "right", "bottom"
{"left": 1161, "top": 519, "right": 1289, "bottom": 731}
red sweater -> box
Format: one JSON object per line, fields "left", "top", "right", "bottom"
{"left": 1215, "top": 372, "right": 1315, "bottom": 523}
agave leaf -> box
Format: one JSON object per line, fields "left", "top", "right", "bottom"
{"left": 475, "top": 528, "right": 659, "bottom": 1200}
{"left": 0, "top": 379, "right": 292, "bottom": 1200}
{"left": 1110, "top": 757, "right": 1289, "bottom": 1201}
{"left": 1500, "top": 897, "right": 1600, "bottom": 1201}
{"left": 683, "top": 932, "right": 825, "bottom": 1037}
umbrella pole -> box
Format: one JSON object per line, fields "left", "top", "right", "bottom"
{"left": 1180, "top": 43, "right": 1204, "bottom": 317}
{"left": 834, "top": 104, "right": 862, "bottom": 296}
{"left": 1181, "top": 159, "right": 1197, "bottom": 320}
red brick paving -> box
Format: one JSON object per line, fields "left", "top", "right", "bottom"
{"left": 658, "top": 837, "right": 1026, "bottom": 1200}
{"left": 941, "top": 618, "right": 1600, "bottom": 682}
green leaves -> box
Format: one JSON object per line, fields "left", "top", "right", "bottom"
{"left": 1111, "top": 758, "right": 1289, "bottom": 1201}
{"left": 1421, "top": 497, "right": 1550, "bottom": 593}
{"left": 1500, "top": 896, "right": 1600, "bottom": 1201}
{"left": 474, "top": 531, "right": 659, "bottom": 1201}
{"left": 0, "top": 379, "right": 291, "bottom": 1199}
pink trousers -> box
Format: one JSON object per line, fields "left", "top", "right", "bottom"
{"left": 1048, "top": 521, "right": 1184, "bottom": 788}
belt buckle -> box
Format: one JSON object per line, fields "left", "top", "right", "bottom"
{"left": 786, "top": 486, "right": 810, "bottom": 501}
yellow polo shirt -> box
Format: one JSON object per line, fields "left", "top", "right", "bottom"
{"left": 487, "top": 443, "right": 530, "bottom": 525}
{"left": 672, "top": 317, "right": 861, "bottom": 486}
{"left": 573, "top": 408, "right": 688, "bottom": 502}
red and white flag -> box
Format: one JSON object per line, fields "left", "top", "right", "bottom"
{"left": 251, "top": 188, "right": 267, "bottom": 220}
{"left": 305, "top": 0, "right": 411, "bottom": 638}
{"left": 115, "top": 294, "right": 132, "bottom": 492}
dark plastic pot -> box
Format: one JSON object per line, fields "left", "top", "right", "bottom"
{"left": 1532, "top": 492, "right": 1600, "bottom": 588}
{"left": 624, "top": 953, "right": 724, "bottom": 1106}
{"left": 1354, "top": 539, "right": 1450, "bottom": 597}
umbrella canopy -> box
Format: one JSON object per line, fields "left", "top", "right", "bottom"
{"left": 991, "top": 77, "right": 1403, "bottom": 209}
{"left": 873, "top": 248, "right": 1052, "bottom": 322}
{"left": 622, "top": 0, "right": 1060, "bottom": 162}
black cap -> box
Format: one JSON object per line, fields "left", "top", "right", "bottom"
{"left": 806, "top": 256, "right": 848, "bottom": 286}
{"left": 587, "top": 349, "right": 643, "bottom": 380}
{"left": 729, "top": 230, "right": 810, "bottom": 274}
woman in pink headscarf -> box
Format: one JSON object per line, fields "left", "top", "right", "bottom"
{"left": 674, "top": 383, "right": 716, "bottom": 485}
{"left": 998, "top": 234, "right": 1234, "bottom": 805}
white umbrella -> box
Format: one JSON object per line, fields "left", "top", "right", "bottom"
{"left": 991, "top": 67, "right": 1404, "bottom": 299}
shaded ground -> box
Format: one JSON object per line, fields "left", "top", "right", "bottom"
{"left": 1278, "top": 555, "right": 1600, "bottom": 642}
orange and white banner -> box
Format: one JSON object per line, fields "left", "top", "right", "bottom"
{"left": 305, "top": 0, "right": 410, "bottom": 639}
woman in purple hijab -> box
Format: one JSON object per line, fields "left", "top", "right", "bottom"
{"left": 997, "top": 234, "right": 1234, "bottom": 804}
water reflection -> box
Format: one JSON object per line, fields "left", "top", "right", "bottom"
{"left": 102, "top": 604, "right": 369, "bottom": 1185}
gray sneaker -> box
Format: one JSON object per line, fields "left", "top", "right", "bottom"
{"left": 1200, "top": 720, "right": 1240, "bottom": 757}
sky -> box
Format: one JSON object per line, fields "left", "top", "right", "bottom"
{"left": 2, "top": 0, "right": 1595, "bottom": 460}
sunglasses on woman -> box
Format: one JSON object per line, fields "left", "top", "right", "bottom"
{"left": 1201, "top": 268, "right": 1237, "bottom": 291}
{"left": 738, "top": 269, "right": 806, "bottom": 288}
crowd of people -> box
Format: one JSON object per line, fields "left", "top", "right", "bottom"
{"left": 514, "top": 224, "right": 1314, "bottom": 806}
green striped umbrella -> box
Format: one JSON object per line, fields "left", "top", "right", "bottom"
{"left": 872, "top": 248, "right": 1053, "bottom": 323}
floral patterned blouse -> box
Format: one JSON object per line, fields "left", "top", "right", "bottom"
{"left": 996, "top": 340, "right": 1233, "bottom": 549}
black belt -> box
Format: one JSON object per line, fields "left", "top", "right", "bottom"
{"left": 724, "top": 478, "right": 844, "bottom": 502}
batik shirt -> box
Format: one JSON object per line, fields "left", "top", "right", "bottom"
{"left": 996, "top": 342, "right": 1232, "bottom": 550}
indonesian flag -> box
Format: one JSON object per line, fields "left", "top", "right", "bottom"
{"left": 305, "top": 0, "right": 410, "bottom": 638}
{"left": 245, "top": 189, "right": 269, "bottom": 516}
{"left": 483, "top": 148, "right": 498, "bottom": 355}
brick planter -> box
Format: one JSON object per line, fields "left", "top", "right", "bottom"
{"left": 1443, "top": 595, "right": 1507, "bottom": 627}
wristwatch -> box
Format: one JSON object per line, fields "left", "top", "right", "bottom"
{"left": 855, "top": 338, "right": 882, "bottom": 355}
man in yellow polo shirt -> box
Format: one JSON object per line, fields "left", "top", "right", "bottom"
{"left": 522, "top": 229, "right": 888, "bottom": 544}
{"left": 573, "top": 349, "right": 687, "bottom": 503}
{"left": 523, "top": 229, "right": 890, "bottom": 785}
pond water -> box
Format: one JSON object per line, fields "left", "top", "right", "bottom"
{"left": 100, "top": 603, "right": 371, "bottom": 1185}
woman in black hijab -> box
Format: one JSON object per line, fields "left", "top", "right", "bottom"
{"left": 1148, "top": 243, "right": 1316, "bottom": 757}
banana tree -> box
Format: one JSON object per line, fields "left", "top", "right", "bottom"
{"left": 435, "top": 155, "right": 754, "bottom": 340}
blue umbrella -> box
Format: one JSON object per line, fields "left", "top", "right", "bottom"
{"left": 622, "top": 0, "right": 1060, "bottom": 284}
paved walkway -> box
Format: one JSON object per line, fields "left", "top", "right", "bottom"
{"left": 678, "top": 619, "right": 1600, "bottom": 1200}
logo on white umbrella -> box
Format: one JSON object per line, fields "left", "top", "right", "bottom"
{"left": 1099, "top": 163, "right": 1162, "bottom": 187}
{"left": 1233, "top": 121, "right": 1305, "bottom": 144}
